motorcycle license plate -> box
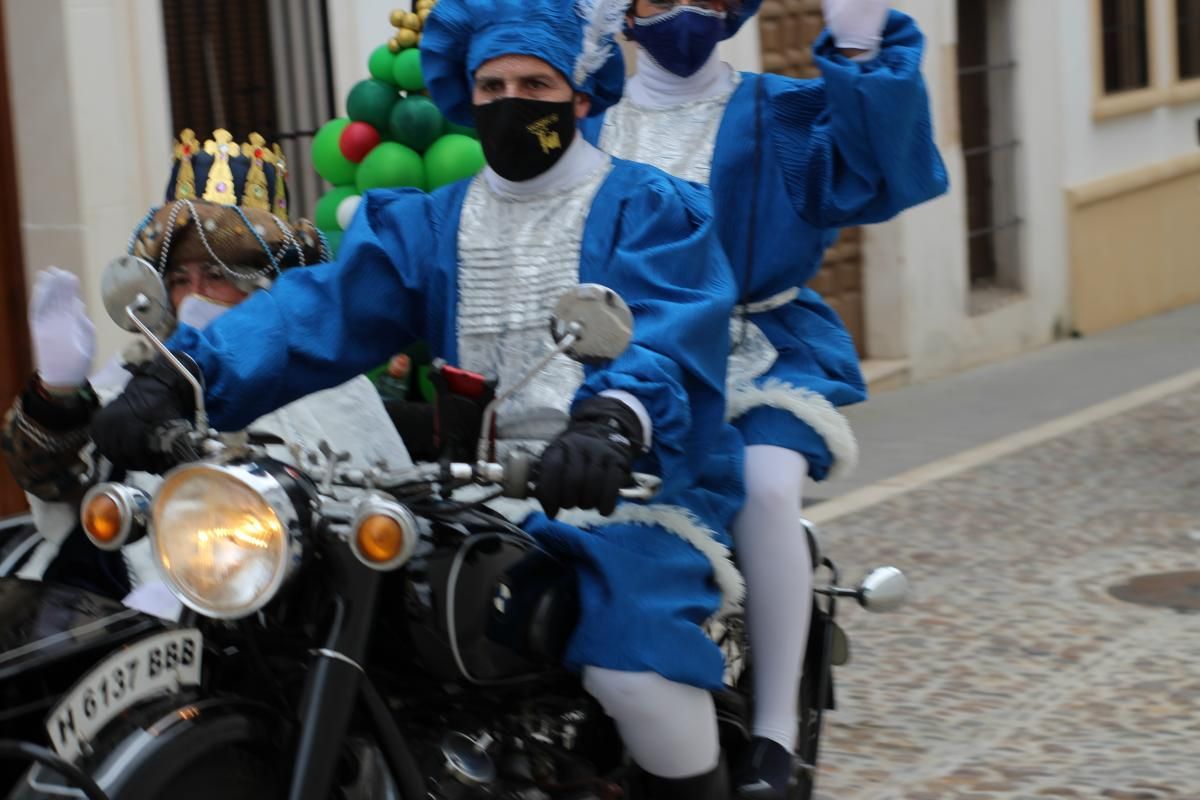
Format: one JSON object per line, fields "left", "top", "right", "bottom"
{"left": 45, "top": 628, "right": 202, "bottom": 762}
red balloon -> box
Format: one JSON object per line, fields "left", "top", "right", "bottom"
{"left": 339, "top": 121, "right": 382, "bottom": 164}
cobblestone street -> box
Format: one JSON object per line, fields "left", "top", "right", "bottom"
{"left": 810, "top": 385, "right": 1200, "bottom": 799}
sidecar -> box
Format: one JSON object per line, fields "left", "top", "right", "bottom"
{"left": 0, "top": 575, "right": 161, "bottom": 791}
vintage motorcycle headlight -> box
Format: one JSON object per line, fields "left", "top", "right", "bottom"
{"left": 152, "top": 463, "right": 300, "bottom": 619}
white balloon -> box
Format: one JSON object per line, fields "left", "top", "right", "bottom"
{"left": 336, "top": 194, "right": 364, "bottom": 231}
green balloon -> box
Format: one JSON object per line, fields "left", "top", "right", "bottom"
{"left": 356, "top": 142, "right": 425, "bottom": 192}
{"left": 392, "top": 48, "right": 425, "bottom": 91}
{"left": 346, "top": 79, "right": 399, "bottom": 132}
{"left": 388, "top": 95, "right": 445, "bottom": 153}
{"left": 368, "top": 45, "right": 398, "bottom": 84}
{"left": 312, "top": 119, "right": 357, "bottom": 185}
{"left": 424, "top": 134, "right": 486, "bottom": 190}
{"left": 315, "top": 186, "right": 360, "bottom": 231}
{"left": 445, "top": 121, "right": 478, "bottom": 140}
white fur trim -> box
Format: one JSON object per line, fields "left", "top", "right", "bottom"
{"left": 727, "top": 378, "right": 859, "bottom": 480}
{"left": 558, "top": 503, "right": 745, "bottom": 616}
{"left": 573, "top": 0, "right": 628, "bottom": 85}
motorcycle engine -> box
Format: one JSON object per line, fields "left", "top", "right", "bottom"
{"left": 407, "top": 694, "right": 622, "bottom": 799}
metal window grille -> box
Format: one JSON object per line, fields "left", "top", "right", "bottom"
{"left": 957, "top": 0, "right": 1022, "bottom": 294}
{"left": 1101, "top": 0, "right": 1151, "bottom": 93}
{"left": 160, "top": 0, "right": 335, "bottom": 220}
{"left": 1179, "top": 0, "right": 1200, "bottom": 80}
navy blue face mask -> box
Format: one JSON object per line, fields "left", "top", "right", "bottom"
{"left": 627, "top": 6, "right": 727, "bottom": 78}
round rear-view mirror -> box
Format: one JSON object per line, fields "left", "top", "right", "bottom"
{"left": 551, "top": 284, "right": 633, "bottom": 363}
{"left": 101, "top": 255, "right": 174, "bottom": 338}
{"left": 858, "top": 566, "right": 910, "bottom": 613}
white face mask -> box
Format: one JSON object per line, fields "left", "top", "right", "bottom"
{"left": 176, "top": 293, "right": 235, "bottom": 331}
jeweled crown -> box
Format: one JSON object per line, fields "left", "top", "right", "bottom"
{"left": 169, "top": 129, "right": 291, "bottom": 219}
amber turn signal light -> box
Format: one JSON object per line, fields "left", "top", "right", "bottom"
{"left": 80, "top": 483, "right": 149, "bottom": 551}
{"left": 350, "top": 499, "right": 418, "bottom": 571}
{"left": 83, "top": 493, "right": 122, "bottom": 545}
{"left": 356, "top": 515, "right": 406, "bottom": 564}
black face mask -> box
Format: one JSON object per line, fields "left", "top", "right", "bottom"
{"left": 472, "top": 97, "right": 576, "bottom": 182}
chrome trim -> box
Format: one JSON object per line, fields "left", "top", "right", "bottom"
{"left": 151, "top": 462, "right": 302, "bottom": 620}
{"left": 858, "top": 566, "right": 910, "bottom": 613}
{"left": 349, "top": 496, "right": 419, "bottom": 572}
{"left": 81, "top": 482, "right": 150, "bottom": 551}
{"left": 312, "top": 648, "right": 364, "bottom": 672}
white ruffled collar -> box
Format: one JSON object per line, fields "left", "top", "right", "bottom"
{"left": 625, "top": 48, "right": 736, "bottom": 110}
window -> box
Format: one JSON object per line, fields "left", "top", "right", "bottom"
{"left": 1101, "top": 0, "right": 1151, "bottom": 93}
{"left": 160, "top": 0, "right": 336, "bottom": 217}
{"left": 1179, "top": 0, "right": 1200, "bottom": 80}
{"left": 957, "top": 0, "right": 1022, "bottom": 304}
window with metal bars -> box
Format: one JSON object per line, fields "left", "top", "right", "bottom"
{"left": 1179, "top": 0, "right": 1200, "bottom": 80}
{"left": 160, "top": 0, "right": 335, "bottom": 219}
{"left": 1101, "top": 0, "right": 1151, "bottom": 93}
{"left": 957, "top": 0, "right": 1022, "bottom": 298}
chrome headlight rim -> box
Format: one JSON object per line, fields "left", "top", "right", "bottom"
{"left": 150, "top": 461, "right": 302, "bottom": 620}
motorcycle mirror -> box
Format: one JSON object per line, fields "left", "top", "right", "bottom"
{"left": 551, "top": 284, "right": 633, "bottom": 363}
{"left": 101, "top": 254, "right": 210, "bottom": 435}
{"left": 857, "top": 566, "right": 910, "bottom": 613}
{"left": 101, "top": 255, "right": 175, "bottom": 339}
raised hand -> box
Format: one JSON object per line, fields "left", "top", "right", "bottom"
{"left": 822, "top": 0, "right": 890, "bottom": 53}
{"left": 29, "top": 267, "right": 96, "bottom": 390}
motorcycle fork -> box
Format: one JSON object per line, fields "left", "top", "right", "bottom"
{"left": 287, "top": 546, "right": 381, "bottom": 800}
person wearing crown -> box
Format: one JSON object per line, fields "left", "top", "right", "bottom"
{"left": 1, "top": 130, "right": 414, "bottom": 612}
{"left": 580, "top": 0, "right": 948, "bottom": 793}
{"left": 89, "top": 0, "right": 742, "bottom": 795}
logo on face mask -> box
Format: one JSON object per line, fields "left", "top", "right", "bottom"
{"left": 527, "top": 114, "right": 564, "bottom": 154}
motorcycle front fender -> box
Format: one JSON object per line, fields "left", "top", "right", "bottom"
{"left": 0, "top": 579, "right": 160, "bottom": 749}
{"left": 7, "top": 695, "right": 288, "bottom": 800}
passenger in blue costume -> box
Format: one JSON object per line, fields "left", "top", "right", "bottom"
{"left": 90, "top": 0, "right": 742, "bottom": 795}
{"left": 580, "top": 0, "right": 948, "bottom": 795}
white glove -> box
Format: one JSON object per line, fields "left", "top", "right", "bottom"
{"left": 822, "top": 0, "right": 890, "bottom": 53}
{"left": 29, "top": 267, "right": 96, "bottom": 389}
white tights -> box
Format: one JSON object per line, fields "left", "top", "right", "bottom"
{"left": 735, "top": 445, "right": 813, "bottom": 751}
{"left": 582, "top": 667, "right": 720, "bottom": 779}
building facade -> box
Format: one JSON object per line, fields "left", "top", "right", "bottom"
{"left": 0, "top": 0, "right": 1196, "bottom": 465}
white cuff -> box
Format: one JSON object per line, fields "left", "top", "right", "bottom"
{"left": 599, "top": 389, "right": 653, "bottom": 450}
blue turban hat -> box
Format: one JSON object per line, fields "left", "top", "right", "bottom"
{"left": 724, "top": 0, "right": 764, "bottom": 39}
{"left": 422, "top": 0, "right": 628, "bottom": 127}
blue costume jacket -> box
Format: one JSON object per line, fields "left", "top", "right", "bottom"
{"left": 168, "top": 157, "right": 745, "bottom": 689}
{"left": 583, "top": 12, "right": 948, "bottom": 479}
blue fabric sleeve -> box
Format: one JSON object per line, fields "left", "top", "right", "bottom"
{"left": 167, "top": 188, "right": 438, "bottom": 430}
{"left": 769, "top": 10, "right": 948, "bottom": 228}
{"left": 576, "top": 169, "right": 736, "bottom": 496}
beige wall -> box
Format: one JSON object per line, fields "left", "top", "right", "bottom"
{"left": 1067, "top": 153, "right": 1200, "bottom": 335}
{"left": 4, "top": 0, "right": 171, "bottom": 364}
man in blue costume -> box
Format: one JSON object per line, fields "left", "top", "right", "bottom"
{"left": 91, "top": 0, "right": 743, "bottom": 795}
{"left": 580, "top": 0, "right": 948, "bottom": 795}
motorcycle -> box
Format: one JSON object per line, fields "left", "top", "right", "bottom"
{"left": 3, "top": 256, "right": 908, "bottom": 800}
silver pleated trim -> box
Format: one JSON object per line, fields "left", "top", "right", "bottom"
{"left": 456, "top": 164, "right": 613, "bottom": 446}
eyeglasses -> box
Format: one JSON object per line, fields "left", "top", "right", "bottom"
{"left": 642, "top": 0, "right": 726, "bottom": 12}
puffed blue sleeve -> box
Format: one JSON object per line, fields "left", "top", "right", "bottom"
{"left": 576, "top": 170, "right": 736, "bottom": 495}
{"left": 770, "top": 10, "right": 948, "bottom": 228}
{"left": 167, "top": 189, "right": 439, "bottom": 430}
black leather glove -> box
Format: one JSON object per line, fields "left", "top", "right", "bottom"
{"left": 536, "top": 396, "right": 646, "bottom": 519}
{"left": 90, "top": 354, "right": 200, "bottom": 473}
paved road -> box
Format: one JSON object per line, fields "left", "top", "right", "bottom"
{"left": 810, "top": 385, "right": 1200, "bottom": 798}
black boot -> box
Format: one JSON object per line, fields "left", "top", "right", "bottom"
{"left": 642, "top": 760, "right": 729, "bottom": 800}
{"left": 733, "top": 737, "right": 793, "bottom": 799}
